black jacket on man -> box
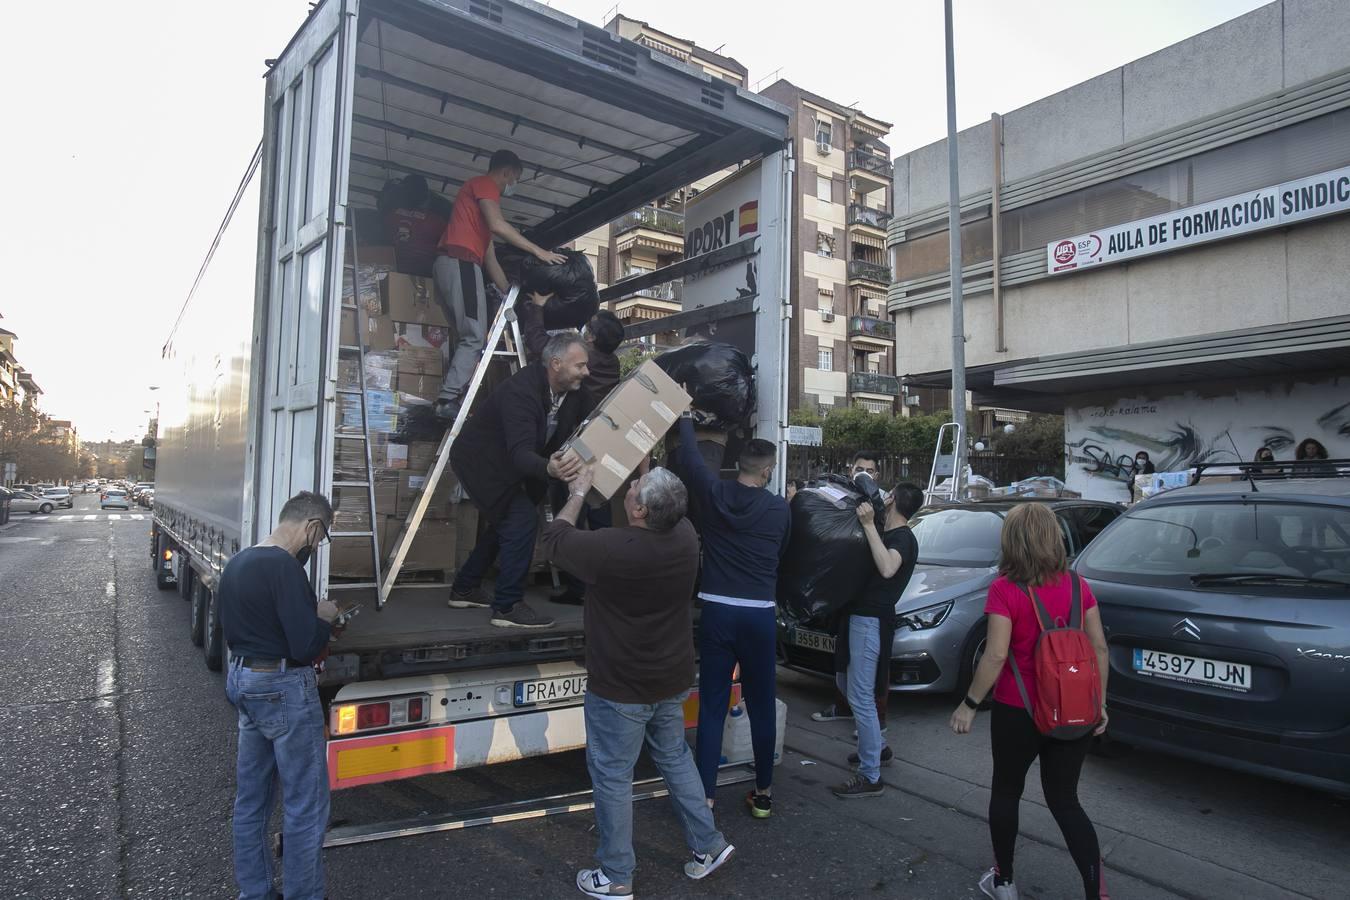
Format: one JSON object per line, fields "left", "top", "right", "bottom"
{"left": 450, "top": 361, "right": 593, "bottom": 524}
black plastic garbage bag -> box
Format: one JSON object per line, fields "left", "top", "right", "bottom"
{"left": 498, "top": 247, "right": 600, "bottom": 329}
{"left": 654, "top": 342, "right": 755, "bottom": 430}
{"left": 777, "top": 474, "right": 884, "bottom": 626}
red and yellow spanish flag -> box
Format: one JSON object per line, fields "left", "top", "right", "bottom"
{"left": 738, "top": 201, "right": 759, "bottom": 236}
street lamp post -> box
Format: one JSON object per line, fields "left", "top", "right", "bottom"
{"left": 943, "top": 0, "right": 967, "bottom": 490}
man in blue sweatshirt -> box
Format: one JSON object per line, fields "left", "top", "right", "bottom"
{"left": 675, "top": 412, "right": 791, "bottom": 819}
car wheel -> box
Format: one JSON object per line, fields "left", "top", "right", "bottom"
{"left": 40, "top": 503, "right": 53, "bottom": 514}
{"left": 190, "top": 581, "right": 206, "bottom": 647}
{"left": 203, "top": 588, "right": 223, "bottom": 672}
{"left": 955, "top": 620, "right": 992, "bottom": 709}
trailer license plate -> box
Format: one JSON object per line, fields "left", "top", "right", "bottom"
{"left": 514, "top": 675, "right": 588, "bottom": 707}
{"left": 1132, "top": 649, "right": 1251, "bottom": 692}
{"left": 791, "top": 628, "right": 835, "bottom": 654}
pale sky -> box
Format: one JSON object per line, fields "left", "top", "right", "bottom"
{"left": 0, "top": 0, "right": 1267, "bottom": 441}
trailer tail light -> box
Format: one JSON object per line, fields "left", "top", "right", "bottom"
{"left": 333, "top": 695, "right": 430, "bottom": 736}
{"left": 406, "top": 698, "right": 425, "bottom": 723}
{"left": 163, "top": 549, "right": 173, "bottom": 562}
{"left": 336, "top": 705, "right": 357, "bottom": 735}
{"left": 357, "top": 702, "right": 390, "bottom": 730}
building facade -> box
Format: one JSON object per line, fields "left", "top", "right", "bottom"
{"left": 759, "top": 80, "right": 897, "bottom": 416}
{"left": 887, "top": 0, "right": 1350, "bottom": 500}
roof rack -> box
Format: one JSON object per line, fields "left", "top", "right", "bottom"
{"left": 1191, "top": 458, "right": 1350, "bottom": 484}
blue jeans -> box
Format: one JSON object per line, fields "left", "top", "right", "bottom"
{"left": 225, "top": 661, "right": 329, "bottom": 900}
{"left": 695, "top": 601, "right": 778, "bottom": 798}
{"left": 453, "top": 488, "right": 538, "bottom": 612}
{"left": 585, "top": 690, "right": 727, "bottom": 886}
{"left": 844, "top": 614, "right": 885, "bottom": 782}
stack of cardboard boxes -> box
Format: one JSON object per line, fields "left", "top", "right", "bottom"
{"left": 329, "top": 245, "right": 477, "bottom": 581}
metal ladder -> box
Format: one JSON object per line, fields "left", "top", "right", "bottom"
{"left": 327, "top": 228, "right": 386, "bottom": 595}
{"left": 925, "top": 421, "right": 964, "bottom": 504}
{"left": 376, "top": 288, "right": 527, "bottom": 609}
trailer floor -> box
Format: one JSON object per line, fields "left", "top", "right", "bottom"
{"left": 333, "top": 584, "right": 584, "bottom": 653}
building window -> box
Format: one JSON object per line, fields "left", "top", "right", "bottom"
{"left": 817, "top": 348, "right": 833, "bottom": 372}
{"left": 819, "top": 292, "right": 834, "bottom": 321}
{"left": 816, "top": 175, "right": 832, "bottom": 203}
{"left": 816, "top": 233, "right": 834, "bottom": 257}
{"left": 815, "top": 119, "right": 832, "bottom": 151}
{"left": 856, "top": 398, "right": 891, "bottom": 414}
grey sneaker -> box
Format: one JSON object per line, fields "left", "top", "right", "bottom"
{"left": 830, "top": 773, "right": 884, "bottom": 799}
{"left": 847, "top": 745, "right": 894, "bottom": 767}
{"left": 811, "top": 704, "right": 852, "bottom": 722}
{"left": 852, "top": 723, "right": 889, "bottom": 738}
{"left": 447, "top": 587, "right": 490, "bottom": 609}
{"left": 576, "top": 867, "right": 633, "bottom": 898}
{"left": 490, "top": 601, "right": 555, "bottom": 629}
{"left": 978, "top": 868, "right": 1019, "bottom": 899}
{"left": 684, "top": 842, "right": 734, "bottom": 880}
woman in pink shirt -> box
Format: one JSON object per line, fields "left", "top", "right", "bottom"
{"left": 949, "top": 503, "right": 1111, "bottom": 900}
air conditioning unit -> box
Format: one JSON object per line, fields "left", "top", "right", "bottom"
{"left": 905, "top": 395, "right": 922, "bottom": 407}
{"left": 820, "top": 309, "right": 835, "bottom": 322}
{"left": 816, "top": 139, "right": 831, "bottom": 155}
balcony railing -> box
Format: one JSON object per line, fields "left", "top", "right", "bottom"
{"left": 632, "top": 282, "right": 681, "bottom": 302}
{"left": 848, "top": 315, "right": 895, "bottom": 341}
{"left": 848, "top": 259, "right": 892, "bottom": 283}
{"left": 846, "top": 149, "right": 893, "bottom": 179}
{"left": 849, "top": 372, "right": 901, "bottom": 396}
{"left": 847, "top": 204, "right": 892, "bottom": 230}
{"left": 613, "top": 206, "right": 685, "bottom": 238}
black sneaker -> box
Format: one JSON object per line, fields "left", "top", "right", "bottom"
{"left": 491, "top": 601, "right": 555, "bottom": 629}
{"left": 549, "top": 585, "right": 585, "bottom": 606}
{"left": 745, "top": 790, "right": 772, "bottom": 819}
{"left": 434, "top": 399, "right": 461, "bottom": 422}
{"left": 848, "top": 745, "right": 894, "bottom": 768}
{"left": 830, "top": 773, "right": 884, "bottom": 799}
{"left": 447, "top": 587, "right": 490, "bottom": 609}
{"left": 811, "top": 703, "right": 852, "bottom": 722}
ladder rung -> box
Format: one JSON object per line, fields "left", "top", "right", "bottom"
{"left": 329, "top": 582, "right": 378, "bottom": 590}
{"left": 334, "top": 433, "right": 367, "bottom": 441}
{"left": 339, "top": 345, "right": 364, "bottom": 353}
{"left": 332, "top": 480, "right": 372, "bottom": 488}
{"left": 340, "top": 303, "right": 360, "bottom": 311}
{"left": 336, "top": 387, "right": 363, "bottom": 395}
{"left": 330, "top": 530, "right": 375, "bottom": 538}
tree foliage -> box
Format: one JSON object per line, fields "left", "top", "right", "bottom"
{"left": 0, "top": 397, "right": 84, "bottom": 482}
{"left": 994, "top": 414, "right": 1065, "bottom": 464}
{"left": 789, "top": 406, "right": 952, "bottom": 455}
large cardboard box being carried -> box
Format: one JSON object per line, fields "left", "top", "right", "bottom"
{"left": 385, "top": 274, "right": 448, "bottom": 327}
{"left": 562, "top": 360, "right": 691, "bottom": 504}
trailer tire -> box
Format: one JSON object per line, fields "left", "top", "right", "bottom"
{"left": 203, "top": 587, "right": 223, "bottom": 672}
{"left": 190, "top": 581, "right": 206, "bottom": 647}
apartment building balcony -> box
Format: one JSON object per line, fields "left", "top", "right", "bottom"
{"left": 847, "top": 315, "right": 894, "bottom": 349}
{"left": 614, "top": 207, "right": 686, "bottom": 255}
{"left": 846, "top": 149, "right": 893, "bottom": 192}
{"left": 847, "top": 259, "right": 891, "bottom": 286}
{"left": 847, "top": 204, "right": 892, "bottom": 233}
{"left": 848, "top": 371, "right": 901, "bottom": 397}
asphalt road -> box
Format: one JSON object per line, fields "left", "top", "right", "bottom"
{"left": 1, "top": 494, "right": 1347, "bottom": 899}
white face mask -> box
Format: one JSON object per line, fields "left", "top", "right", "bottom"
{"left": 502, "top": 182, "right": 517, "bottom": 197}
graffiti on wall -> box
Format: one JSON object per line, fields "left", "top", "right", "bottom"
{"left": 1064, "top": 375, "right": 1350, "bottom": 501}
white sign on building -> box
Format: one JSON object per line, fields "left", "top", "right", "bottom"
{"left": 1047, "top": 164, "right": 1350, "bottom": 274}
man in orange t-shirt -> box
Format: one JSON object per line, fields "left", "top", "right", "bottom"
{"left": 433, "top": 149, "right": 565, "bottom": 421}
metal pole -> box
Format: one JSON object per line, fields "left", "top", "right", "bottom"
{"left": 944, "top": 0, "right": 967, "bottom": 485}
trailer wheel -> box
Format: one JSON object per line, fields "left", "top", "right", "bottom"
{"left": 190, "top": 581, "right": 206, "bottom": 647}
{"left": 203, "top": 587, "right": 223, "bottom": 672}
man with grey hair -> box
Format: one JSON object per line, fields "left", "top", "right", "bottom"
{"left": 449, "top": 331, "right": 591, "bottom": 628}
{"left": 541, "top": 465, "right": 735, "bottom": 898}
{"left": 219, "top": 490, "right": 343, "bottom": 900}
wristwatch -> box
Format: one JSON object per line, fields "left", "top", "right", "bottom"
{"left": 962, "top": 695, "right": 980, "bottom": 710}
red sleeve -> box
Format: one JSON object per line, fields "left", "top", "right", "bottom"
{"left": 984, "top": 577, "right": 1016, "bottom": 619}
{"left": 475, "top": 176, "right": 501, "bottom": 204}
{"left": 1077, "top": 574, "right": 1098, "bottom": 612}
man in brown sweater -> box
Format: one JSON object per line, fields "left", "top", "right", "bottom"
{"left": 540, "top": 466, "right": 735, "bottom": 899}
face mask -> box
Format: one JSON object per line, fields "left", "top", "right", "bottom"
{"left": 295, "top": 545, "right": 312, "bottom": 567}
{"left": 502, "top": 182, "right": 517, "bottom": 197}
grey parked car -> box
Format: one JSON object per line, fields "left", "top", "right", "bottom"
{"left": 779, "top": 497, "right": 1124, "bottom": 696}
{"left": 1076, "top": 469, "right": 1350, "bottom": 795}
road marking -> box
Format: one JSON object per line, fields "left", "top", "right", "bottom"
{"left": 84, "top": 515, "right": 97, "bottom": 521}
{"left": 109, "top": 515, "right": 121, "bottom": 520}
{"left": 58, "top": 515, "right": 73, "bottom": 521}
{"left": 131, "top": 514, "right": 145, "bottom": 521}
{"left": 106, "top": 581, "right": 116, "bottom": 598}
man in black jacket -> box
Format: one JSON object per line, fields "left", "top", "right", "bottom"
{"left": 448, "top": 332, "right": 590, "bottom": 628}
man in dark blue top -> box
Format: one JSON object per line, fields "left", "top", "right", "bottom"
{"left": 219, "top": 491, "right": 341, "bottom": 900}
{"left": 674, "top": 413, "right": 791, "bottom": 819}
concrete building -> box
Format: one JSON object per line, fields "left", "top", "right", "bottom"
{"left": 0, "top": 323, "right": 41, "bottom": 408}
{"left": 759, "top": 80, "right": 896, "bottom": 415}
{"left": 887, "top": 0, "right": 1350, "bottom": 500}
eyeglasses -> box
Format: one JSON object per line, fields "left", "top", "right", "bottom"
{"left": 309, "top": 518, "right": 331, "bottom": 546}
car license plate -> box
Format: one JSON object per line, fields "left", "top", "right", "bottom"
{"left": 1132, "top": 649, "right": 1251, "bottom": 692}
{"left": 513, "top": 674, "right": 587, "bottom": 707}
{"left": 791, "top": 628, "right": 836, "bottom": 654}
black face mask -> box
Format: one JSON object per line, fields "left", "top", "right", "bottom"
{"left": 295, "top": 545, "right": 313, "bottom": 567}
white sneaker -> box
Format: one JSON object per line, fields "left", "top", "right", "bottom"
{"left": 684, "top": 842, "right": 735, "bottom": 880}
{"left": 978, "top": 867, "right": 1019, "bottom": 899}
{"left": 576, "top": 868, "right": 633, "bottom": 898}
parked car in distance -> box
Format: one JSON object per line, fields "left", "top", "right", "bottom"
{"left": 138, "top": 488, "right": 155, "bottom": 508}
{"left": 779, "top": 497, "right": 1125, "bottom": 696}
{"left": 41, "top": 487, "right": 74, "bottom": 509}
{"left": 10, "top": 491, "right": 56, "bottom": 514}
{"left": 100, "top": 489, "right": 131, "bottom": 511}
{"left": 131, "top": 482, "right": 154, "bottom": 503}
{"left": 1076, "top": 467, "right": 1350, "bottom": 795}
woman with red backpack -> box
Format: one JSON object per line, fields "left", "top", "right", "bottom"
{"left": 949, "top": 502, "right": 1111, "bottom": 900}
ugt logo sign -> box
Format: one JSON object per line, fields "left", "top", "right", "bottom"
{"left": 1053, "top": 240, "right": 1077, "bottom": 265}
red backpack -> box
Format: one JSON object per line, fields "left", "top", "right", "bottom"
{"left": 1008, "top": 575, "right": 1102, "bottom": 740}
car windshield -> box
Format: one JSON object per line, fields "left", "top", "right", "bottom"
{"left": 107, "top": 490, "right": 126, "bottom": 496}
{"left": 909, "top": 507, "right": 1006, "bottom": 568}
{"left": 1077, "top": 500, "right": 1350, "bottom": 588}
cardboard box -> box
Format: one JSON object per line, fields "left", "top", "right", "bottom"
{"left": 337, "top": 353, "right": 398, "bottom": 391}
{"left": 399, "top": 372, "right": 441, "bottom": 404}
{"left": 384, "top": 517, "right": 458, "bottom": 572}
{"left": 408, "top": 441, "right": 439, "bottom": 471}
{"left": 340, "top": 309, "right": 397, "bottom": 352}
{"left": 562, "top": 360, "right": 691, "bottom": 503}
{"left": 384, "top": 443, "right": 409, "bottom": 470}
{"left": 329, "top": 517, "right": 396, "bottom": 577}
{"left": 396, "top": 468, "right": 459, "bottom": 519}
{"left": 396, "top": 346, "right": 444, "bottom": 377}
{"left": 385, "top": 273, "right": 448, "bottom": 327}
{"left": 347, "top": 244, "right": 398, "bottom": 269}
{"left": 341, "top": 266, "right": 385, "bottom": 312}
{"left": 394, "top": 321, "right": 451, "bottom": 351}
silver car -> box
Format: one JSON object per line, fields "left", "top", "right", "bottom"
{"left": 41, "top": 487, "right": 74, "bottom": 509}
{"left": 779, "top": 498, "right": 1124, "bottom": 696}
{"left": 100, "top": 489, "right": 131, "bottom": 510}
{"left": 9, "top": 491, "right": 57, "bottom": 514}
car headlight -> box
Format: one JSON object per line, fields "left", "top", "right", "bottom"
{"left": 896, "top": 601, "right": 953, "bottom": 631}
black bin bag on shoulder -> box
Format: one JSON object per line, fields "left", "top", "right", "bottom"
{"left": 653, "top": 342, "right": 755, "bottom": 431}
{"left": 777, "top": 473, "right": 886, "bottom": 627}
{"left": 498, "top": 246, "right": 600, "bottom": 329}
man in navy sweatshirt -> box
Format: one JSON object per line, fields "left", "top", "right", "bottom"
{"left": 674, "top": 412, "right": 791, "bottom": 819}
